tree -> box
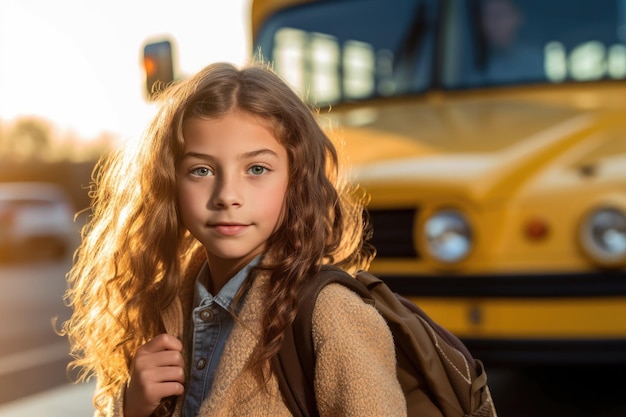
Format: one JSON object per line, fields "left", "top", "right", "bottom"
{"left": 4, "top": 117, "right": 52, "bottom": 159}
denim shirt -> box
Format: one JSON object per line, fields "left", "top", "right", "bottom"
{"left": 182, "top": 256, "right": 260, "bottom": 417}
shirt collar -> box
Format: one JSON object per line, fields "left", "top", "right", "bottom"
{"left": 193, "top": 255, "right": 262, "bottom": 311}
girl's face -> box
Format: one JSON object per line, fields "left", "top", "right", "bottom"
{"left": 177, "top": 112, "right": 289, "bottom": 271}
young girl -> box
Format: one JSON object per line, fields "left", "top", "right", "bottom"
{"left": 64, "top": 62, "right": 406, "bottom": 417}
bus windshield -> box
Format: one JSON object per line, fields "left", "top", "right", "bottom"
{"left": 254, "top": 0, "right": 626, "bottom": 105}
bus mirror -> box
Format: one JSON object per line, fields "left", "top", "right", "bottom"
{"left": 143, "top": 40, "right": 174, "bottom": 100}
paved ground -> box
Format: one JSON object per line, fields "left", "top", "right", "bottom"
{"left": 0, "top": 381, "right": 95, "bottom": 416}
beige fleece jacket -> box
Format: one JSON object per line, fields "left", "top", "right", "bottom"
{"left": 96, "top": 263, "right": 406, "bottom": 417}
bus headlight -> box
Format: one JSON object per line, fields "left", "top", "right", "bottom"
{"left": 423, "top": 210, "right": 473, "bottom": 263}
{"left": 579, "top": 207, "right": 626, "bottom": 266}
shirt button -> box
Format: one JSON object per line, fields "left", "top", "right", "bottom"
{"left": 199, "top": 308, "right": 214, "bottom": 322}
{"left": 196, "top": 358, "right": 207, "bottom": 370}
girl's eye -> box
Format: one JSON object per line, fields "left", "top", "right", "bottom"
{"left": 191, "top": 167, "right": 212, "bottom": 177}
{"left": 249, "top": 165, "right": 269, "bottom": 176}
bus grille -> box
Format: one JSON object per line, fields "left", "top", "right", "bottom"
{"left": 367, "top": 208, "right": 418, "bottom": 258}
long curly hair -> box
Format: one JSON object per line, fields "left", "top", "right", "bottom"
{"left": 63, "top": 61, "right": 374, "bottom": 410}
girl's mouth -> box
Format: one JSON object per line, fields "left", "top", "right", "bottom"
{"left": 212, "top": 223, "right": 249, "bottom": 236}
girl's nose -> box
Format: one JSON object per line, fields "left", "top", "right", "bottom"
{"left": 211, "top": 175, "right": 243, "bottom": 208}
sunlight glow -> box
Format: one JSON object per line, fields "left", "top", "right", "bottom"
{"left": 0, "top": 0, "right": 250, "bottom": 143}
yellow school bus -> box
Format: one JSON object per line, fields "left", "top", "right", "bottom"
{"left": 248, "top": 0, "right": 626, "bottom": 365}
{"left": 145, "top": 0, "right": 626, "bottom": 364}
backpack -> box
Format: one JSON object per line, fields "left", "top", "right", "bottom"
{"left": 272, "top": 265, "right": 497, "bottom": 417}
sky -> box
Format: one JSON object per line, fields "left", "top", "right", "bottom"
{"left": 0, "top": 0, "right": 251, "bottom": 142}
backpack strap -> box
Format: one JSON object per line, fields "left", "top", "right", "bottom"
{"left": 273, "top": 265, "right": 372, "bottom": 417}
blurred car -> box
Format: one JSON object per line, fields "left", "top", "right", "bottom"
{"left": 0, "top": 182, "right": 77, "bottom": 262}
{"left": 144, "top": 0, "right": 626, "bottom": 364}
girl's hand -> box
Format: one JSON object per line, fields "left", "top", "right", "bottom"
{"left": 124, "top": 334, "right": 185, "bottom": 417}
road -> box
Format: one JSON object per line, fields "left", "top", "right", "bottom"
{"left": 0, "top": 257, "right": 76, "bottom": 404}
{"left": 2, "top": 257, "right": 626, "bottom": 416}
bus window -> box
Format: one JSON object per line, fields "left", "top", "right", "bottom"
{"left": 255, "top": 0, "right": 626, "bottom": 97}
{"left": 448, "top": 0, "right": 626, "bottom": 88}
{"left": 255, "top": 0, "right": 438, "bottom": 105}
